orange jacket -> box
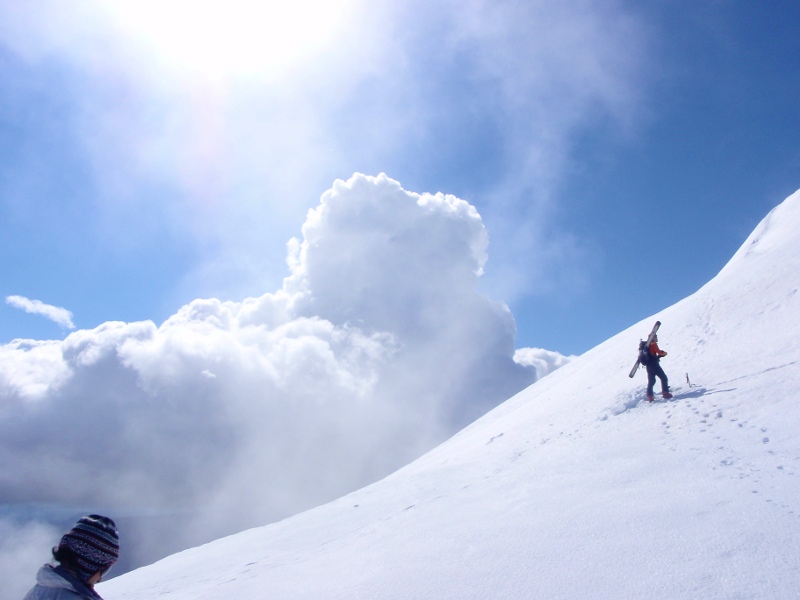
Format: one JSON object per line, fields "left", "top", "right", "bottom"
{"left": 649, "top": 341, "right": 667, "bottom": 358}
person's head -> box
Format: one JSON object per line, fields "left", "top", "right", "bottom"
{"left": 53, "top": 515, "right": 119, "bottom": 586}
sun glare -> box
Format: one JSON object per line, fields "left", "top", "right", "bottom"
{"left": 106, "top": 0, "right": 355, "bottom": 80}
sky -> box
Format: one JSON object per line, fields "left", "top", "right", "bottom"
{"left": 1, "top": 0, "right": 800, "bottom": 585}
{"left": 88, "top": 190, "right": 800, "bottom": 599}
{"left": 0, "top": 0, "right": 797, "bottom": 354}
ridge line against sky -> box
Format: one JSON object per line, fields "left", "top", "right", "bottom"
{"left": 0, "top": 1, "right": 798, "bottom": 354}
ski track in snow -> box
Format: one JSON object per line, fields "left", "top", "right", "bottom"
{"left": 603, "top": 380, "right": 800, "bottom": 524}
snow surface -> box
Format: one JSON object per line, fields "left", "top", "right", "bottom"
{"left": 103, "top": 190, "right": 800, "bottom": 599}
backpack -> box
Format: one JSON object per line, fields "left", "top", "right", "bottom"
{"left": 638, "top": 340, "right": 651, "bottom": 365}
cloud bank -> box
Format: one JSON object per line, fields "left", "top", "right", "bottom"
{"left": 0, "top": 517, "right": 61, "bottom": 600}
{"left": 6, "top": 296, "right": 75, "bottom": 329}
{"left": 1, "top": 174, "right": 571, "bottom": 575}
{"left": 514, "top": 347, "right": 577, "bottom": 380}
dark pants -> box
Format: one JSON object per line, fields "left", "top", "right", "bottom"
{"left": 646, "top": 362, "right": 669, "bottom": 396}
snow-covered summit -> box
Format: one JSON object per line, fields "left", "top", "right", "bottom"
{"left": 104, "top": 190, "right": 800, "bottom": 599}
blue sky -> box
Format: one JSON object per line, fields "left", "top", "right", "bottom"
{"left": 1, "top": 0, "right": 798, "bottom": 356}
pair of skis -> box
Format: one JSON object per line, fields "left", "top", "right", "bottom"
{"left": 628, "top": 320, "right": 660, "bottom": 378}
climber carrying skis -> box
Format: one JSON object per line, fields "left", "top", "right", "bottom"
{"left": 646, "top": 334, "right": 672, "bottom": 401}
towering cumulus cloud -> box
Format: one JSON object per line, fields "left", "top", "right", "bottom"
{"left": 0, "top": 174, "right": 547, "bottom": 572}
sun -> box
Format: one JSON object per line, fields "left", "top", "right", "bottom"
{"left": 105, "top": 0, "right": 355, "bottom": 80}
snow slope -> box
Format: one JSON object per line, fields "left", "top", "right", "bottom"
{"left": 103, "top": 190, "right": 800, "bottom": 599}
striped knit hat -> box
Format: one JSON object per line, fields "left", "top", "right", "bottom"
{"left": 57, "top": 515, "right": 119, "bottom": 583}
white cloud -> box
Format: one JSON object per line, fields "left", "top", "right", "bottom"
{"left": 0, "top": 517, "right": 60, "bottom": 600}
{"left": 0, "top": 174, "right": 547, "bottom": 572}
{"left": 5, "top": 296, "right": 75, "bottom": 329}
{"left": 0, "top": 339, "right": 71, "bottom": 399}
{"left": 514, "top": 347, "right": 577, "bottom": 381}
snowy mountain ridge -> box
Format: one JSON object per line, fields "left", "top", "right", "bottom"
{"left": 104, "top": 190, "right": 800, "bottom": 599}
